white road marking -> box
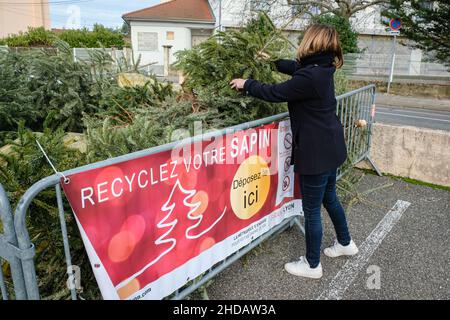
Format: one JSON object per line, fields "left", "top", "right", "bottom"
{"left": 376, "top": 111, "right": 450, "bottom": 123}
{"left": 377, "top": 107, "right": 450, "bottom": 118}
{"left": 317, "top": 200, "right": 411, "bottom": 300}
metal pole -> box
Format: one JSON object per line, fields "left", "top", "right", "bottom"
{"left": 218, "top": 0, "right": 222, "bottom": 31}
{"left": 387, "top": 34, "right": 397, "bottom": 94}
{"left": 55, "top": 184, "right": 77, "bottom": 300}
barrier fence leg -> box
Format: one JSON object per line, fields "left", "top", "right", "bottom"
{"left": 366, "top": 88, "right": 382, "bottom": 177}
{"left": 0, "top": 184, "right": 28, "bottom": 300}
{"left": 55, "top": 184, "right": 78, "bottom": 300}
{"left": 293, "top": 217, "right": 305, "bottom": 235}
{"left": 14, "top": 200, "right": 40, "bottom": 300}
{"left": 366, "top": 156, "right": 382, "bottom": 177}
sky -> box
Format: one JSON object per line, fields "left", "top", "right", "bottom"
{"left": 50, "top": 0, "right": 160, "bottom": 29}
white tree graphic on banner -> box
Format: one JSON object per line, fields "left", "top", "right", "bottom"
{"left": 115, "top": 178, "right": 226, "bottom": 291}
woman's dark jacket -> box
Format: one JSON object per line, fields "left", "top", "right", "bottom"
{"left": 243, "top": 51, "right": 347, "bottom": 175}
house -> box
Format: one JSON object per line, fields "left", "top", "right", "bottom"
{"left": 122, "top": 0, "right": 216, "bottom": 75}
{"left": 0, "top": 0, "right": 51, "bottom": 38}
{"left": 123, "top": 0, "right": 445, "bottom": 77}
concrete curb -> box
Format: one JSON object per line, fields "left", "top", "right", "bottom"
{"left": 375, "top": 94, "right": 450, "bottom": 112}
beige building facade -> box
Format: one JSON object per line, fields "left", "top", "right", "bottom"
{"left": 0, "top": 0, "right": 50, "bottom": 38}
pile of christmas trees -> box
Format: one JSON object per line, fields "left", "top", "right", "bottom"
{"left": 1, "top": 13, "right": 298, "bottom": 299}
{"left": 85, "top": 12, "right": 294, "bottom": 161}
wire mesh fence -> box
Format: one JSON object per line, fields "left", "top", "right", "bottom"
{"left": 343, "top": 53, "right": 450, "bottom": 78}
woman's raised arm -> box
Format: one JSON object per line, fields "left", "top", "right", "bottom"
{"left": 240, "top": 70, "right": 315, "bottom": 103}
{"left": 274, "top": 59, "right": 298, "bottom": 76}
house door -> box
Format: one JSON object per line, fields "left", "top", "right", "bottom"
{"left": 191, "top": 35, "right": 210, "bottom": 47}
{"left": 191, "top": 28, "right": 213, "bottom": 47}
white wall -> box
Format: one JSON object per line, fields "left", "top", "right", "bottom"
{"left": 209, "top": 0, "right": 390, "bottom": 35}
{"left": 209, "top": 0, "right": 299, "bottom": 29}
{"left": 130, "top": 21, "right": 193, "bottom": 68}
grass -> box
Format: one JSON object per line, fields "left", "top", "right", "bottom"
{"left": 388, "top": 175, "right": 450, "bottom": 192}
{"left": 355, "top": 167, "right": 450, "bottom": 192}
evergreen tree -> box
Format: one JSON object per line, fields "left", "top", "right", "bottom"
{"left": 311, "top": 14, "right": 359, "bottom": 54}
{"left": 121, "top": 22, "right": 131, "bottom": 36}
{"left": 382, "top": 0, "right": 450, "bottom": 66}
{"left": 0, "top": 123, "right": 101, "bottom": 299}
{"left": 0, "top": 41, "right": 106, "bottom": 133}
{"left": 174, "top": 13, "right": 291, "bottom": 125}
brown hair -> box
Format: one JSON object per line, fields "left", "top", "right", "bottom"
{"left": 297, "top": 24, "right": 344, "bottom": 69}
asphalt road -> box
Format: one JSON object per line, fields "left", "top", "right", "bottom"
{"left": 192, "top": 172, "right": 450, "bottom": 300}
{"left": 375, "top": 105, "right": 450, "bottom": 131}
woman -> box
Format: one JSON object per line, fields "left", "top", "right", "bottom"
{"left": 230, "top": 24, "right": 359, "bottom": 279}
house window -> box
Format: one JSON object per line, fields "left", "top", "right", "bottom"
{"left": 250, "top": 0, "right": 270, "bottom": 12}
{"left": 166, "top": 31, "right": 175, "bottom": 40}
{"left": 137, "top": 32, "right": 158, "bottom": 51}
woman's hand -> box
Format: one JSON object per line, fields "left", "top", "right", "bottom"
{"left": 230, "top": 78, "right": 247, "bottom": 91}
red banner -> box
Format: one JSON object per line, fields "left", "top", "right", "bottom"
{"left": 62, "top": 121, "right": 302, "bottom": 300}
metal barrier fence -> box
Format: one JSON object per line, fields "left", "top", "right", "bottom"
{"left": 0, "top": 84, "right": 378, "bottom": 300}
{"left": 0, "top": 184, "right": 28, "bottom": 300}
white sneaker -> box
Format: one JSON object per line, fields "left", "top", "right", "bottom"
{"left": 284, "top": 256, "right": 323, "bottom": 279}
{"left": 324, "top": 239, "right": 359, "bottom": 258}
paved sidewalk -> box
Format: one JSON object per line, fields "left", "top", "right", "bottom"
{"left": 376, "top": 93, "right": 450, "bottom": 112}
{"left": 194, "top": 171, "right": 450, "bottom": 300}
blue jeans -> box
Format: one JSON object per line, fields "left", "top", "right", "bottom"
{"left": 299, "top": 169, "right": 351, "bottom": 268}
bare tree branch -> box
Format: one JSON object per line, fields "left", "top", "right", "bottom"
{"left": 233, "top": 0, "right": 388, "bottom": 27}
{"left": 289, "top": 0, "right": 338, "bottom": 15}
{"left": 351, "top": 0, "right": 390, "bottom": 15}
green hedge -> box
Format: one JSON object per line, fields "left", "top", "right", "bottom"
{"left": 0, "top": 24, "right": 126, "bottom": 48}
